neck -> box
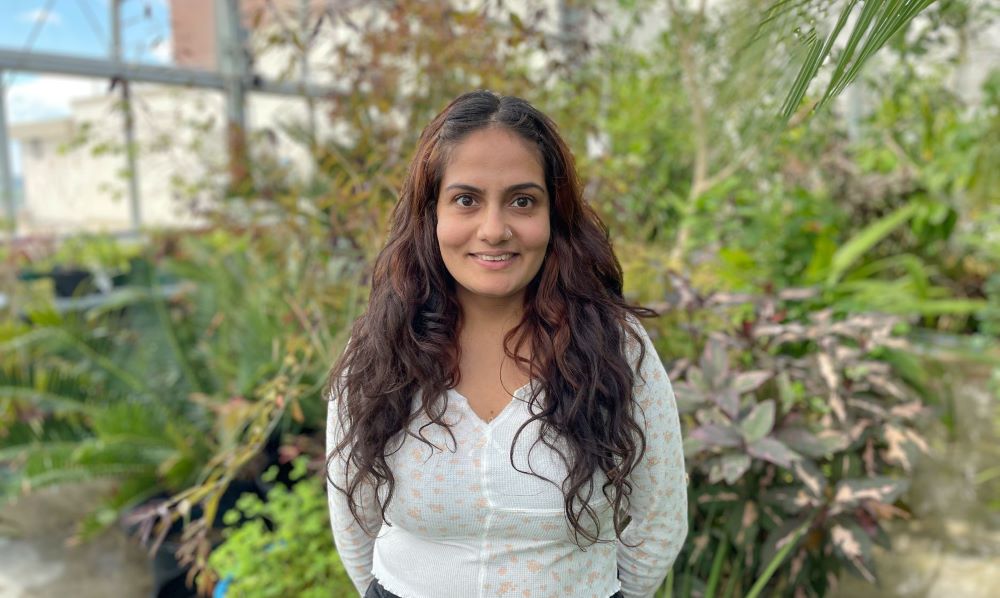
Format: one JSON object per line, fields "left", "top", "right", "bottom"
{"left": 456, "top": 290, "right": 526, "bottom": 334}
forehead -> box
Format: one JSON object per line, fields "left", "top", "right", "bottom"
{"left": 440, "top": 127, "right": 545, "bottom": 188}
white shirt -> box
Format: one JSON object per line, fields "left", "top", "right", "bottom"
{"left": 327, "top": 324, "right": 688, "bottom": 598}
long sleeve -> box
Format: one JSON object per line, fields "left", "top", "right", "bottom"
{"left": 326, "top": 394, "right": 381, "bottom": 596}
{"left": 617, "top": 324, "right": 689, "bottom": 598}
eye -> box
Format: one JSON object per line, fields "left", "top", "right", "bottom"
{"left": 511, "top": 196, "right": 534, "bottom": 208}
{"left": 454, "top": 194, "right": 476, "bottom": 208}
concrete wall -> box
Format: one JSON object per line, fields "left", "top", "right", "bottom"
{"left": 11, "top": 87, "right": 224, "bottom": 234}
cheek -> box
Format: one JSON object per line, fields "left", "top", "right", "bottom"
{"left": 526, "top": 217, "right": 551, "bottom": 252}
{"left": 435, "top": 218, "right": 461, "bottom": 251}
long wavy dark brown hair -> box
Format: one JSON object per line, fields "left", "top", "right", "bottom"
{"left": 326, "top": 89, "right": 655, "bottom": 546}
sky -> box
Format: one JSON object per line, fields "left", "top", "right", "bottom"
{"left": 1, "top": 0, "right": 173, "bottom": 175}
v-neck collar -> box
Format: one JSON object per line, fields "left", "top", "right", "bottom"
{"left": 447, "top": 380, "right": 535, "bottom": 427}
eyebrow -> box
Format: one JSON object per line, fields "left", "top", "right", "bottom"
{"left": 443, "top": 182, "right": 546, "bottom": 195}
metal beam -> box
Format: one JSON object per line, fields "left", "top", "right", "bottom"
{"left": 302, "top": 0, "right": 318, "bottom": 152}
{"left": 216, "top": 0, "right": 250, "bottom": 190}
{"left": 111, "top": 0, "right": 142, "bottom": 232}
{"left": 0, "top": 48, "right": 338, "bottom": 99}
{"left": 0, "top": 71, "right": 15, "bottom": 236}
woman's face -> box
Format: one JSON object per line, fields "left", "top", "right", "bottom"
{"left": 435, "top": 127, "right": 551, "bottom": 310}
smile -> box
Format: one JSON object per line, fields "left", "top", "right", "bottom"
{"left": 469, "top": 253, "right": 520, "bottom": 270}
{"left": 472, "top": 253, "right": 515, "bottom": 261}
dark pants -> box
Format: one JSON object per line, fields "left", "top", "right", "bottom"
{"left": 364, "top": 578, "right": 624, "bottom": 597}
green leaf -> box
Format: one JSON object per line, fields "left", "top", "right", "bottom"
{"left": 709, "top": 453, "right": 752, "bottom": 485}
{"left": 762, "top": 486, "right": 818, "bottom": 515}
{"left": 827, "top": 203, "right": 919, "bottom": 285}
{"left": 747, "top": 437, "right": 801, "bottom": 468}
{"left": 776, "top": 0, "right": 938, "bottom": 119}
{"left": 690, "top": 424, "right": 743, "bottom": 449}
{"left": 832, "top": 477, "right": 909, "bottom": 509}
{"left": 749, "top": 516, "right": 811, "bottom": 598}
{"left": 700, "top": 337, "right": 730, "bottom": 390}
{"left": 829, "top": 520, "right": 878, "bottom": 583}
{"left": 740, "top": 400, "right": 776, "bottom": 443}
{"left": 775, "top": 426, "right": 849, "bottom": 459}
{"left": 713, "top": 388, "right": 741, "bottom": 420}
{"left": 791, "top": 459, "right": 828, "bottom": 498}
{"left": 732, "top": 370, "right": 773, "bottom": 395}
{"left": 673, "top": 379, "right": 708, "bottom": 413}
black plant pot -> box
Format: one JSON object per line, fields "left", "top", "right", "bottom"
{"left": 111, "top": 272, "right": 131, "bottom": 288}
{"left": 51, "top": 268, "right": 94, "bottom": 298}
{"left": 150, "top": 539, "right": 192, "bottom": 598}
{"left": 143, "top": 478, "right": 272, "bottom": 598}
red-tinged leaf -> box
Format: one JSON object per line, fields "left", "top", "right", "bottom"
{"left": 713, "top": 388, "right": 740, "bottom": 420}
{"left": 690, "top": 424, "right": 743, "bottom": 449}
{"left": 747, "top": 437, "right": 801, "bottom": 468}
{"left": 694, "top": 488, "right": 741, "bottom": 505}
{"left": 906, "top": 428, "right": 928, "bottom": 452}
{"left": 867, "top": 374, "right": 908, "bottom": 400}
{"left": 763, "top": 487, "right": 819, "bottom": 514}
{"left": 817, "top": 352, "right": 847, "bottom": 422}
{"left": 685, "top": 367, "right": 707, "bottom": 392}
{"left": 732, "top": 370, "right": 773, "bottom": 395}
{"left": 889, "top": 401, "right": 925, "bottom": 420}
{"left": 689, "top": 530, "right": 711, "bottom": 564}
{"left": 735, "top": 501, "right": 759, "bottom": 545}
{"left": 758, "top": 514, "right": 811, "bottom": 576}
{"left": 707, "top": 291, "right": 756, "bottom": 306}
{"left": 830, "top": 521, "right": 877, "bottom": 583}
{"left": 740, "top": 400, "right": 775, "bottom": 443}
{"left": 683, "top": 436, "right": 707, "bottom": 458}
{"left": 791, "top": 459, "right": 827, "bottom": 498}
{"left": 673, "top": 381, "right": 707, "bottom": 413}
{"left": 848, "top": 418, "right": 872, "bottom": 443}
{"left": 882, "top": 424, "right": 924, "bottom": 472}
{"left": 776, "top": 426, "right": 849, "bottom": 459}
{"left": 700, "top": 336, "right": 730, "bottom": 389}
{"left": 847, "top": 397, "right": 888, "bottom": 418}
{"left": 832, "top": 477, "right": 909, "bottom": 510}
{"left": 709, "top": 453, "right": 752, "bottom": 485}
{"left": 829, "top": 391, "right": 848, "bottom": 423}
{"left": 778, "top": 287, "right": 818, "bottom": 301}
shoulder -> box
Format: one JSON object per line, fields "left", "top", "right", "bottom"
{"left": 621, "top": 313, "right": 659, "bottom": 371}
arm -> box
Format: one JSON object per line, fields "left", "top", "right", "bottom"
{"left": 326, "top": 393, "right": 381, "bottom": 596}
{"left": 617, "top": 324, "right": 689, "bottom": 598}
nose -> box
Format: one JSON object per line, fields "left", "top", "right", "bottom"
{"left": 477, "top": 202, "right": 509, "bottom": 245}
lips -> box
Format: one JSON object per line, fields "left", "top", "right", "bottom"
{"left": 469, "top": 252, "right": 519, "bottom": 269}
{"left": 472, "top": 253, "right": 515, "bottom": 262}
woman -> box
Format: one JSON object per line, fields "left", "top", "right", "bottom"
{"left": 326, "top": 90, "right": 687, "bottom": 598}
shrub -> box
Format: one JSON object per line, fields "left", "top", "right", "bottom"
{"left": 209, "top": 458, "right": 355, "bottom": 597}
{"left": 656, "top": 273, "right": 931, "bottom": 597}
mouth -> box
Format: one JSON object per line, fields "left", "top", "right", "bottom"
{"left": 470, "top": 252, "right": 517, "bottom": 262}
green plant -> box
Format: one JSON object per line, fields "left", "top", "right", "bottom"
{"left": 208, "top": 458, "right": 354, "bottom": 597}
{"left": 0, "top": 303, "right": 213, "bottom": 533}
{"left": 0, "top": 224, "right": 359, "bottom": 585}
{"left": 657, "top": 273, "right": 930, "bottom": 596}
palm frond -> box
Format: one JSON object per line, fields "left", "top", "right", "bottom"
{"left": 779, "top": 0, "right": 938, "bottom": 118}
